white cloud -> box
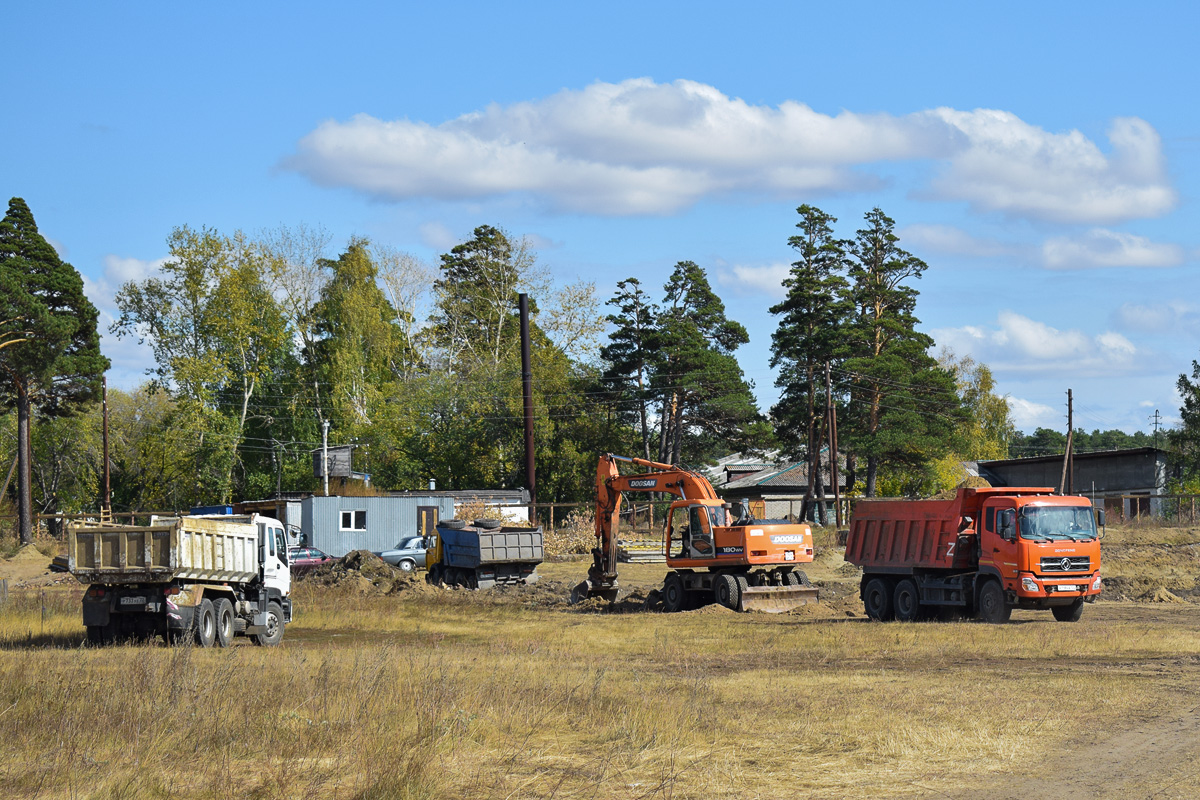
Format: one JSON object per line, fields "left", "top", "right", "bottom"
{"left": 1114, "top": 301, "right": 1200, "bottom": 335}
{"left": 931, "top": 310, "right": 1144, "bottom": 376}
{"left": 1005, "top": 396, "right": 1060, "bottom": 430}
{"left": 926, "top": 113, "right": 1175, "bottom": 224}
{"left": 717, "top": 262, "right": 791, "bottom": 298}
{"left": 901, "top": 223, "right": 1013, "bottom": 258}
{"left": 1042, "top": 228, "right": 1185, "bottom": 269}
{"left": 284, "top": 79, "right": 1174, "bottom": 223}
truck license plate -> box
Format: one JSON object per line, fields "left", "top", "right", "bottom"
{"left": 1057, "top": 585, "right": 1078, "bottom": 592}
{"left": 120, "top": 596, "right": 146, "bottom": 605}
{"left": 784, "top": 551, "right": 795, "bottom": 561}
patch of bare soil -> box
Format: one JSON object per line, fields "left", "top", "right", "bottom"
{"left": 957, "top": 702, "right": 1200, "bottom": 800}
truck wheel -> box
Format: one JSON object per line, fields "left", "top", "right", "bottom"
{"left": 194, "top": 599, "right": 217, "bottom": 647}
{"left": 473, "top": 519, "right": 502, "bottom": 530}
{"left": 792, "top": 570, "right": 813, "bottom": 588}
{"left": 397, "top": 559, "right": 416, "bottom": 573}
{"left": 441, "top": 519, "right": 467, "bottom": 530}
{"left": 1052, "top": 599, "right": 1084, "bottom": 622}
{"left": 978, "top": 580, "right": 1011, "bottom": 624}
{"left": 85, "top": 625, "right": 108, "bottom": 646}
{"left": 863, "top": 577, "right": 894, "bottom": 621}
{"left": 662, "top": 574, "right": 685, "bottom": 612}
{"left": 894, "top": 579, "right": 921, "bottom": 622}
{"left": 714, "top": 574, "right": 740, "bottom": 610}
{"left": 213, "top": 598, "right": 235, "bottom": 647}
{"left": 253, "top": 602, "right": 285, "bottom": 647}
{"left": 426, "top": 564, "right": 444, "bottom": 586}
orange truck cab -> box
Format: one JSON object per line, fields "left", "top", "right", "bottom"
{"left": 845, "top": 487, "right": 1103, "bottom": 623}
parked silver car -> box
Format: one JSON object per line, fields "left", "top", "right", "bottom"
{"left": 376, "top": 536, "right": 428, "bottom": 572}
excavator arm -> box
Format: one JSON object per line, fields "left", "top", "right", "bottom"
{"left": 573, "top": 454, "right": 720, "bottom": 602}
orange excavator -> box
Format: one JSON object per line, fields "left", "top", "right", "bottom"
{"left": 573, "top": 454, "right": 820, "bottom": 612}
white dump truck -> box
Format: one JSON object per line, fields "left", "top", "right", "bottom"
{"left": 68, "top": 513, "right": 293, "bottom": 646}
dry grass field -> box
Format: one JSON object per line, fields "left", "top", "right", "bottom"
{"left": 1, "top": 526, "right": 1199, "bottom": 799}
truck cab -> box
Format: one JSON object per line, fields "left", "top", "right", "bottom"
{"left": 256, "top": 516, "right": 292, "bottom": 598}
{"left": 980, "top": 496, "right": 1102, "bottom": 606}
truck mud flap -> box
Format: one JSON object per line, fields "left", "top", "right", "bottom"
{"left": 739, "top": 585, "right": 819, "bottom": 613}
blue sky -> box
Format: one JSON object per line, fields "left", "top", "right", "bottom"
{"left": 6, "top": 2, "right": 1198, "bottom": 435}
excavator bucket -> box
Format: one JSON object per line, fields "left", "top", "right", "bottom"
{"left": 571, "top": 579, "right": 619, "bottom": 604}
{"left": 739, "top": 585, "right": 820, "bottom": 613}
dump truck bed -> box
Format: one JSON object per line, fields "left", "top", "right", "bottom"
{"left": 845, "top": 497, "right": 972, "bottom": 571}
{"left": 68, "top": 517, "right": 260, "bottom": 585}
{"left": 438, "top": 525, "right": 544, "bottom": 569}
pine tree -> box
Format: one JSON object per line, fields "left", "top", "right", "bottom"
{"left": 841, "top": 208, "right": 961, "bottom": 496}
{"left": 769, "top": 204, "right": 851, "bottom": 521}
{"left": 601, "top": 278, "right": 658, "bottom": 460}
{"left": 652, "top": 261, "right": 761, "bottom": 464}
{"left": 0, "top": 198, "right": 108, "bottom": 543}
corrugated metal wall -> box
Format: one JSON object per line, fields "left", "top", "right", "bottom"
{"left": 301, "top": 496, "right": 456, "bottom": 557}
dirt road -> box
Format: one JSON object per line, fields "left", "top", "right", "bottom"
{"left": 955, "top": 701, "right": 1200, "bottom": 800}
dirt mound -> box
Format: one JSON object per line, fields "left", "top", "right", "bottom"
{"left": 299, "top": 550, "right": 439, "bottom": 597}
{"left": 8, "top": 546, "right": 53, "bottom": 565}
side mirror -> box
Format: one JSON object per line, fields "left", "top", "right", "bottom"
{"left": 1096, "top": 509, "right": 1106, "bottom": 528}
{"left": 998, "top": 509, "right": 1016, "bottom": 540}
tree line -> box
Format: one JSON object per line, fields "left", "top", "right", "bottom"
{"left": 4, "top": 196, "right": 1189, "bottom": 541}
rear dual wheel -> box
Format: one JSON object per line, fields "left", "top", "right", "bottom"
{"left": 214, "top": 598, "right": 235, "bottom": 647}
{"left": 863, "top": 577, "right": 894, "bottom": 621}
{"left": 893, "top": 579, "right": 922, "bottom": 622}
{"left": 194, "top": 599, "right": 217, "bottom": 647}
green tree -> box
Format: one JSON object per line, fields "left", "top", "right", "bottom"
{"left": 429, "top": 225, "right": 543, "bottom": 372}
{"left": 308, "top": 239, "right": 411, "bottom": 431}
{"left": 769, "top": 204, "right": 851, "bottom": 520}
{"left": 840, "top": 208, "right": 961, "bottom": 496}
{"left": 653, "top": 261, "right": 763, "bottom": 465}
{"left": 0, "top": 198, "right": 108, "bottom": 542}
{"left": 113, "top": 226, "right": 290, "bottom": 503}
{"left": 601, "top": 278, "right": 658, "bottom": 460}
{"left": 1171, "top": 362, "right": 1200, "bottom": 486}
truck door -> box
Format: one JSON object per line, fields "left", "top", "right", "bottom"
{"left": 981, "top": 500, "right": 1019, "bottom": 589}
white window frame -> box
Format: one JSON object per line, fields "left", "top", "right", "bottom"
{"left": 340, "top": 509, "right": 367, "bottom": 531}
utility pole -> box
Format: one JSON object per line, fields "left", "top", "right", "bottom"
{"left": 519, "top": 294, "right": 537, "bottom": 511}
{"left": 101, "top": 376, "right": 111, "bottom": 522}
{"left": 1150, "top": 409, "right": 1162, "bottom": 449}
{"left": 322, "top": 420, "right": 330, "bottom": 497}
{"left": 1060, "top": 389, "right": 1074, "bottom": 495}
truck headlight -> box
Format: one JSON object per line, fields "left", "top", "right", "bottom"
{"left": 1021, "top": 576, "right": 1039, "bottom": 592}
{"left": 1092, "top": 576, "right": 1102, "bottom": 591}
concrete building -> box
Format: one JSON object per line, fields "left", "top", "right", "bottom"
{"left": 977, "top": 447, "right": 1169, "bottom": 517}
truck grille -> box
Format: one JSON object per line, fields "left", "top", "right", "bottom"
{"left": 1040, "top": 556, "right": 1091, "bottom": 572}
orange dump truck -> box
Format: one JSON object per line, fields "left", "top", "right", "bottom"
{"left": 846, "top": 487, "right": 1103, "bottom": 623}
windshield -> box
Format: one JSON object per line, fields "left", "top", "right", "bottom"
{"left": 1019, "top": 505, "right": 1097, "bottom": 541}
